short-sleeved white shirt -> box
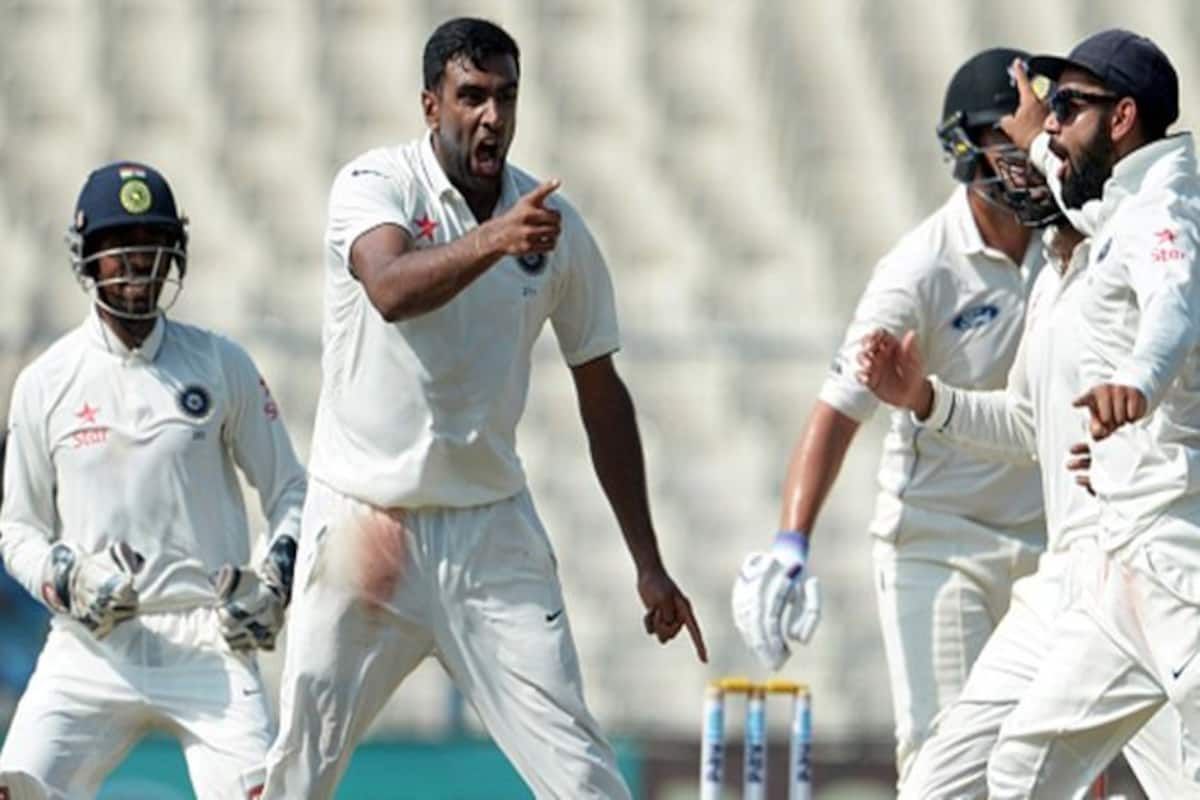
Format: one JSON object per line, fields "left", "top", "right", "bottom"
{"left": 0, "top": 310, "right": 306, "bottom": 613}
{"left": 309, "top": 133, "right": 620, "bottom": 509}
{"left": 819, "top": 187, "right": 1046, "bottom": 536}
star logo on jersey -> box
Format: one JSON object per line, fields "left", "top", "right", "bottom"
{"left": 1156, "top": 228, "right": 1177, "bottom": 244}
{"left": 414, "top": 214, "right": 439, "bottom": 241}
{"left": 75, "top": 402, "right": 99, "bottom": 424}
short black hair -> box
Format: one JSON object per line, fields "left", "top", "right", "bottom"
{"left": 423, "top": 17, "right": 520, "bottom": 91}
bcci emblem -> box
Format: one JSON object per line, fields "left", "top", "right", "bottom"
{"left": 178, "top": 385, "right": 212, "bottom": 419}
{"left": 518, "top": 253, "right": 546, "bottom": 275}
{"left": 119, "top": 179, "right": 153, "bottom": 214}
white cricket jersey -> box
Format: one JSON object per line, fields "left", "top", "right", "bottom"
{"left": 820, "top": 186, "right": 1045, "bottom": 536}
{"left": 0, "top": 310, "right": 306, "bottom": 613}
{"left": 309, "top": 133, "right": 620, "bottom": 509}
{"left": 1069, "top": 135, "right": 1200, "bottom": 550}
{"left": 923, "top": 231, "right": 1096, "bottom": 552}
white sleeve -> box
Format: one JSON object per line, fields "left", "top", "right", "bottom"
{"left": 920, "top": 341, "right": 1037, "bottom": 464}
{"left": 550, "top": 205, "right": 620, "bottom": 366}
{"left": 326, "top": 157, "right": 418, "bottom": 273}
{"left": 1109, "top": 212, "right": 1200, "bottom": 411}
{"left": 0, "top": 369, "right": 59, "bottom": 603}
{"left": 818, "top": 255, "right": 925, "bottom": 422}
{"left": 219, "top": 340, "right": 307, "bottom": 551}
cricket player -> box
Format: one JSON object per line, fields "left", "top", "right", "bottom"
{"left": 0, "top": 162, "right": 307, "bottom": 800}
{"left": 856, "top": 221, "right": 1198, "bottom": 798}
{"left": 262, "top": 18, "right": 706, "bottom": 799}
{"left": 963, "top": 29, "right": 1200, "bottom": 797}
{"left": 732, "top": 47, "right": 1063, "bottom": 786}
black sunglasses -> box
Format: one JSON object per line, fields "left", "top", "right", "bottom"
{"left": 1048, "top": 87, "right": 1120, "bottom": 123}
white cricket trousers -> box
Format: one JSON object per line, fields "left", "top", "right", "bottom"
{"left": 902, "top": 540, "right": 1198, "bottom": 799}
{"left": 262, "top": 478, "right": 631, "bottom": 800}
{"left": 872, "top": 507, "right": 1043, "bottom": 787}
{"left": 988, "top": 537, "right": 1200, "bottom": 798}
{"left": 0, "top": 608, "right": 273, "bottom": 800}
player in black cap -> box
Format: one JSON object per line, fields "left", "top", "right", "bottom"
{"left": 984, "top": 30, "right": 1200, "bottom": 799}
{"left": 1004, "top": 29, "right": 1179, "bottom": 211}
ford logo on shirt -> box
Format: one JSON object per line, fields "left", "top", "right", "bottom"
{"left": 951, "top": 304, "right": 999, "bottom": 331}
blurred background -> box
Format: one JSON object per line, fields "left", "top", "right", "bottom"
{"left": 0, "top": 0, "right": 1197, "bottom": 797}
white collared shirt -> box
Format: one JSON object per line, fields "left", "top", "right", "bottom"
{"left": 820, "top": 186, "right": 1045, "bottom": 536}
{"left": 1, "top": 310, "right": 307, "bottom": 612}
{"left": 310, "top": 134, "right": 620, "bottom": 509}
{"left": 924, "top": 231, "right": 1096, "bottom": 552}
{"left": 1064, "top": 134, "right": 1200, "bottom": 548}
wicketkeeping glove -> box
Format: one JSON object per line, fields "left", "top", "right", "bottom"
{"left": 40, "top": 541, "right": 144, "bottom": 638}
{"left": 731, "top": 531, "right": 822, "bottom": 671}
{"left": 213, "top": 535, "right": 297, "bottom": 651}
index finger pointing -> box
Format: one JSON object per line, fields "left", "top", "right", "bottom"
{"left": 677, "top": 596, "right": 708, "bottom": 663}
{"left": 525, "top": 178, "right": 561, "bottom": 207}
{"left": 1009, "top": 57, "right": 1037, "bottom": 103}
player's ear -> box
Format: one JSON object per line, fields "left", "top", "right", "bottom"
{"left": 1110, "top": 96, "right": 1139, "bottom": 145}
{"left": 421, "top": 88, "right": 439, "bottom": 131}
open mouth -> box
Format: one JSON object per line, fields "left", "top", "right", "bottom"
{"left": 1048, "top": 140, "right": 1071, "bottom": 181}
{"left": 473, "top": 139, "right": 502, "bottom": 176}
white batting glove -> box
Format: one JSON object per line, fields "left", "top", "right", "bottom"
{"left": 732, "top": 531, "right": 822, "bottom": 671}
{"left": 213, "top": 535, "right": 297, "bottom": 651}
{"left": 41, "top": 541, "right": 144, "bottom": 638}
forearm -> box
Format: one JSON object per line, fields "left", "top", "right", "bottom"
{"left": 260, "top": 472, "right": 306, "bottom": 551}
{"left": 579, "top": 380, "right": 664, "bottom": 575}
{"left": 0, "top": 523, "right": 54, "bottom": 605}
{"left": 1112, "top": 287, "right": 1198, "bottom": 411}
{"left": 367, "top": 226, "right": 505, "bottom": 322}
{"left": 778, "top": 401, "right": 859, "bottom": 537}
{"left": 923, "top": 380, "right": 1036, "bottom": 463}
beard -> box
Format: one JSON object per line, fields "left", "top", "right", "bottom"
{"left": 1060, "top": 123, "right": 1115, "bottom": 209}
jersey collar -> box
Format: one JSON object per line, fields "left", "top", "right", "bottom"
{"left": 1096, "top": 133, "right": 1196, "bottom": 228}
{"left": 85, "top": 306, "right": 166, "bottom": 362}
{"left": 951, "top": 185, "right": 989, "bottom": 257}
{"left": 419, "top": 132, "right": 458, "bottom": 201}
{"left": 419, "top": 131, "right": 518, "bottom": 214}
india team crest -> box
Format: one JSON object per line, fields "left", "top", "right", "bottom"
{"left": 119, "top": 179, "right": 153, "bottom": 214}
{"left": 178, "top": 385, "right": 212, "bottom": 419}
{"left": 518, "top": 253, "right": 546, "bottom": 274}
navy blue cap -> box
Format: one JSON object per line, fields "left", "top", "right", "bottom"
{"left": 943, "top": 47, "right": 1030, "bottom": 130}
{"left": 71, "top": 161, "right": 184, "bottom": 241}
{"left": 1029, "top": 29, "right": 1179, "bottom": 134}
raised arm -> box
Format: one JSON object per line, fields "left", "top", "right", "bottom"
{"left": 857, "top": 328, "right": 1036, "bottom": 463}
{"left": 350, "top": 179, "right": 562, "bottom": 322}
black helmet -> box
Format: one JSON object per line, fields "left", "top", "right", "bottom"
{"left": 66, "top": 162, "right": 189, "bottom": 319}
{"left": 938, "top": 49, "right": 1062, "bottom": 227}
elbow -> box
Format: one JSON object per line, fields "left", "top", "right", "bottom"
{"left": 368, "top": 290, "right": 424, "bottom": 323}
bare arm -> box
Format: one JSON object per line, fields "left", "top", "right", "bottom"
{"left": 572, "top": 354, "right": 663, "bottom": 574}
{"left": 571, "top": 354, "right": 706, "bottom": 661}
{"left": 778, "top": 400, "right": 861, "bottom": 538}
{"left": 351, "top": 179, "right": 563, "bottom": 322}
